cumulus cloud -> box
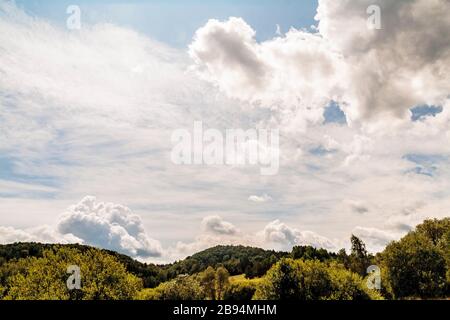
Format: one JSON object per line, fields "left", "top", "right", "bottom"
{"left": 317, "top": 0, "right": 450, "bottom": 122}
{"left": 189, "top": 17, "right": 268, "bottom": 99}
{"left": 261, "top": 220, "right": 337, "bottom": 251}
{"left": 201, "top": 215, "right": 238, "bottom": 235}
{"left": 189, "top": 0, "right": 450, "bottom": 124}
{"left": 57, "top": 196, "right": 163, "bottom": 258}
{"left": 189, "top": 16, "right": 339, "bottom": 131}
{"left": 0, "top": 196, "right": 162, "bottom": 259}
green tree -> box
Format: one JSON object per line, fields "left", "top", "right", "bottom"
{"left": 159, "top": 275, "right": 204, "bottom": 300}
{"left": 215, "top": 267, "right": 230, "bottom": 300}
{"left": 254, "top": 259, "right": 332, "bottom": 300}
{"left": 136, "top": 274, "right": 205, "bottom": 300}
{"left": 336, "top": 248, "right": 350, "bottom": 267}
{"left": 380, "top": 232, "right": 447, "bottom": 299}
{"left": 327, "top": 262, "right": 382, "bottom": 300}
{"left": 223, "top": 280, "right": 257, "bottom": 300}
{"left": 349, "top": 235, "right": 371, "bottom": 276}
{"left": 200, "top": 266, "right": 216, "bottom": 300}
{"left": 415, "top": 218, "right": 450, "bottom": 245}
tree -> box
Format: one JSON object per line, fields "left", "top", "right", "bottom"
{"left": 215, "top": 267, "right": 230, "bottom": 300}
{"left": 327, "top": 262, "right": 382, "bottom": 300}
{"left": 136, "top": 274, "right": 205, "bottom": 300}
{"left": 380, "top": 232, "right": 447, "bottom": 299}
{"left": 349, "top": 235, "right": 371, "bottom": 276}
{"left": 223, "top": 278, "right": 258, "bottom": 300}
{"left": 336, "top": 248, "right": 350, "bottom": 267}
{"left": 4, "top": 247, "right": 142, "bottom": 300}
{"left": 135, "top": 287, "right": 162, "bottom": 300}
{"left": 200, "top": 266, "right": 216, "bottom": 300}
{"left": 254, "top": 259, "right": 332, "bottom": 300}
{"left": 440, "top": 230, "right": 450, "bottom": 293}
{"left": 159, "top": 275, "right": 204, "bottom": 300}
{"left": 415, "top": 218, "right": 450, "bottom": 245}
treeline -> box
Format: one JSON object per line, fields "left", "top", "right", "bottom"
{"left": 0, "top": 218, "right": 448, "bottom": 300}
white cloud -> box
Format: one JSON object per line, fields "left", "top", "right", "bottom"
{"left": 352, "top": 226, "right": 400, "bottom": 252}
{"left": 189, "top": 16, "right": 338, "bottom": 129}
{"left": 189, "top": 17, "right": 268, "bottom": 100}
{"left": 316, "top": 0, "right": 450, "bottom": 123}
{"left": 201, "top": 215, "right": 238, "bottom": 235}
{"left": 57, "top": 196, "right": 163, "bottom": 258}
{"left": 260, "top": 220, "right": 338, "bottom": 251}
{"left": 0, "top": 196, "right": 163, "bottom": 259}
{"left": 248, "top": 194, "right": 272, "bottom": 203}
{"left": 189, "top": 0, "right": 450, "bottom": 125}
{"left": 0, "top": 225, "right": 79, "bottom": 244}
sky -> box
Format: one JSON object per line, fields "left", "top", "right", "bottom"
{"left": 0, "top": 0, "right": 449, "bottom": 263}
{"left": 14, "top": 0, "right": 319, "bottom": 46}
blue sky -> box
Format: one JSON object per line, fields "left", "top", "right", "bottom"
{"left": 16, "top": 0, "right": 318, "bottom": 46}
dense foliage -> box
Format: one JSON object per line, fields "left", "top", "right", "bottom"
{"left": 1, "top": 247, "right": 142, "bottom": 299}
